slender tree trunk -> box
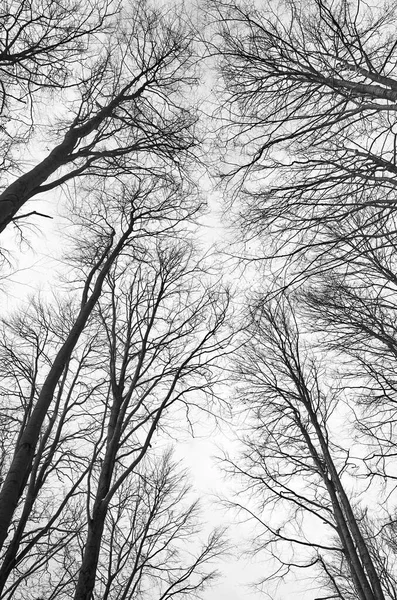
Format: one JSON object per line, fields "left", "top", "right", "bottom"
{"left": 304, "top": 402, "right": 385, "bottom": 600}
{"left": 0, "top": 224, "right": 133, "bottom": 551}
{"left": 74, "top": 498, "right": 109, "bottom": 600}
{"left": 295, "top": 410, "right": 376, "bottom": 600}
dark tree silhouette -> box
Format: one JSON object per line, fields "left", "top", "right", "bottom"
{"left": 0, "top": 176, "right": 230, "bottom": 598}
{"left": 225, "top": 294, "right": 397, "bottom": 600}
{"left": 0, "top": 0, "right": 199, "bottom": 236}
{"left": 211, "top": 0, "right": 397, "bottom": 281}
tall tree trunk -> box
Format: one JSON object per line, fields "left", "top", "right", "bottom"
{"left": 0, "top": 224, "right": 133, "bottom": 551}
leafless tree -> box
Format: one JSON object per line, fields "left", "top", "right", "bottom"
{"left": 0, "top": 0, "right": 200, "bottom": 236}
{"left": 0, "top": 169, "right": 230, "bottom": 598}
{"left": 5, "top": 449, "right": 226, "bottom": 600}
{"left": 85, "top": 451, "right": 226, "bottom": 600}
{"left": 210, "top": 0, "right": 397, "bottom": 280}
{"left": 224, "top": 294, "right": 397, "bottom": 600}
{"left": 302, "top": 227, "right": 397, "bottom": 496}
{"left": 0, "top": 2, "right": 231, "bottom": 598}
{"left": 204, "top": 2, "right": 397, "bottom": 597}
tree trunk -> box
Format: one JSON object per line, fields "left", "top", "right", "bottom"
{"left": 0, "top": 224, "right": 133, "bottom": 551}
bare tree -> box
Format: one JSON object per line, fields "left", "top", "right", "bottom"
{"left": 0, "top": 178, "right": 144, "bottom": 553}
{"left": 206, "top": 2, "right": 397, "bottom": 597}
{"left": 6, "top": 450, "right": 226, "bottom": 600}
{"left": 224, "top": 294, "right": 397, "bottom": 600}
{"left": 0, "top": 2, "right": 232, "bottom": 598}
{"left": 302, "top": 228, "right": 397, "bottom": 495}
{"left": 0, "top": 0, "right": 199, "bottom": 236}
{"left": 0, "top": 167, "right": 230, "bottom": 598}
{"left": 210, "top": 0, "right": 397, "bottom": 280}
{"left": 87, "top": 451, "right": 226, "bottom": 600}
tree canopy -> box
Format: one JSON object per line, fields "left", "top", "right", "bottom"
{"left": 2, "top": 1, "right": 397, "bottom": 600}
